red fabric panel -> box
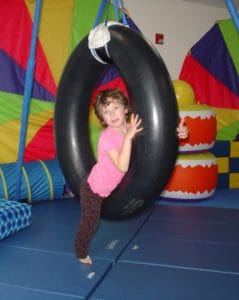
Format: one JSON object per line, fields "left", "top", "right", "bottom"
{"left": 0, "top": 0, "right": 56, "bottom": 96}
{"left": 24, "top": 118, "right": 56, "bottom": 162}
{"left": 90, "top": 77, "right": 129, "bottom": 106}
{"left": 179, "top": 54, "right": 239, "bottom": 109}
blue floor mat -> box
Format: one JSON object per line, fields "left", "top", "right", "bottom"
{"left": 1, "top": 189, "right": 239, "bottom": 299}
{"left": 0, "top": 198, "right": 152, "bottom": 299}
{"left": 157, "top": 188, "right": 239, "bottom": 209}
{"left": 150, "top": 204, "right": 239, "bottom": 224}
{"left": 0, "top": 283, "right": 84, "bottom": 300}
{"left": 0, "top": 244, "right": 111, "bottom": 299}
{"left": 2, "top": 198, "right": 152, "bottom": 260}
{"left": 131, "top": 218, "right": 239, "bottom": 244}
{"left": 91, "top": 262, "right": 239, "bottom": 300}
{"left": 118, "top": 229, "right": 239, "bottom": 273}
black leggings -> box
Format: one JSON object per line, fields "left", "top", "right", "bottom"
{"left": 74, "top": 178, "right": 104, "bottom": 259}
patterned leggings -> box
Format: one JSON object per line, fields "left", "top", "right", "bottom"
{"left": 74, "top": 178, "right": 104, "bottom": 259}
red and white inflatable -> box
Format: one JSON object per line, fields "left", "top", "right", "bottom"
{"left": 179, "top": 104, "right": 217, "bottom": 153}
{"left": 160, "top": 80, "right": 218, "bottom": 201}
{"left": 161, "top": 152, "right": 218, "bottom": 200}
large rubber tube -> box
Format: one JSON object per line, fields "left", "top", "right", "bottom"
{"left": 55, "top": 25, "right": 178, "bottom": 219}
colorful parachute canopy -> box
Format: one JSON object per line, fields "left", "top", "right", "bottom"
{"left": 179, "top": 19, "right": 239, "bottom": 141}
{"left": 0, "top": 0, "right": 138, "bottom": 163}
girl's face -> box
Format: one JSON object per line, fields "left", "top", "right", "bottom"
{"left": 100, "top": 98, "right": 128, "bottom": 132}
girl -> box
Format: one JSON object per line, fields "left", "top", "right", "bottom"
{"left": 75, "top": 89, "right": 188, "bottom": 265}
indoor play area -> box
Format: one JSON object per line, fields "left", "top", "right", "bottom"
{"left": 0, "top": 0, "right": 239, "bottom": 299}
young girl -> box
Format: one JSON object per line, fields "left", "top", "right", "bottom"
{"left": 74, "top": 89, "right": 188, "bottom": 265}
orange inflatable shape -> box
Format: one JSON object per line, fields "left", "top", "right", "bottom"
{"left": 179, "top": 104, "right": 216, "bottom": 152}
{"left": 161, "top": 152, "right": 218, "bottom": 200}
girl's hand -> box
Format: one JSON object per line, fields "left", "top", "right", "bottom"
{"left": 125, "top": 114, "right": 143, "bottom": 140}
{"left": 177, "top": 118, "right": 189, "bottom": 139}
{"left": 108, "top": 114, "right": 143, "bottom": 172}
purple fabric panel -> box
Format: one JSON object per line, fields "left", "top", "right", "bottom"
{"left": 191, "top": 23, "right": 239, "bottom": 97}
{"left": 126, "top": 16, "right": 141, "bottom": 32}
{"left": 96, "top": 66, "right": 119, "bottom": 87}
{"left": 0, "top": 49, "right": 55, "bottom": 101}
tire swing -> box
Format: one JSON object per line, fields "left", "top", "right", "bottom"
{"left": 54, "top": 24, "right": 179, "bottom": 220}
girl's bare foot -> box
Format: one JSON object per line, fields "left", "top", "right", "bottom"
{"left": 79, "top": 255, "right": 92, "bottom": 265}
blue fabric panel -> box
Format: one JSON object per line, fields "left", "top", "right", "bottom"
{"left": 0, "top": 199, "right": 31, "bottom": 240}
{"left": 92, "top": 262, "right": 239, "bottom": 300}
{"left": 191, "top": 24, "right": 239, "bottom": 97}
{"left": 0, "top": 49, "right": 55, "bottom": 101}
{"left": 0, "top": 245, "right": 111, "bottom": 299}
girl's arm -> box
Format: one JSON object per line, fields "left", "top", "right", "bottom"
{"left": 108, "top": 114, "right": 143, "bottom": 172}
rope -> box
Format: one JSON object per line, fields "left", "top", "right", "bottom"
{"left": 89, "top": 0, "right": 128, "bottom": 64}
{"left": 225, "top": 0, "right": 239, "bottom": 33}
{"left": 14, "top": 0, "right": 42, "bottom": 201}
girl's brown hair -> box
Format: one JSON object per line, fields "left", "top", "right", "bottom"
{"left": 94, "top": 89, "right": 132, "bottom": 127}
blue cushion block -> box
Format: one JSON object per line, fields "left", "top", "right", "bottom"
{"left": 217, "top": 173, "right": 229, "bottom": 188}
{"left": 230, "top": 158, "right": 239, "bottom": 172}
{"left": 0, "top": 200, "right": 31, "bottom": 240}
{"left": 211, "top": 140, "right": 230, "bottom": 157}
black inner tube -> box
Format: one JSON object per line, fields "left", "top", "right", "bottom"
{"left": 55, "top": 25, "right": 178, "bottom": 220}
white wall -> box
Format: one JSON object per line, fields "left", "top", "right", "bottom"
{"left": 124, "top": 0, "right": 231, "bottom": 79}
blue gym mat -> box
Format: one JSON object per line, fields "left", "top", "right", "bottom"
{"left": 0, "top": 244, "right": 111, "bottom": 299}
{"left": 91, "top": 262, "right": 239, "bottom": 300}
{"left": 157, "top": 187, "right": 239, "bottom": 209}
{"left": 0, "top": 189, "right": 239, "bottom": 299}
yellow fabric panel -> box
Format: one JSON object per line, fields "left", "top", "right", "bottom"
{"left": 230, "top": 141, "right": 239, "bottom": 158}
{"left": 89, "top": 107, "right": 101, "bottom": 128}
{"left": 216, "top": 157, "right": 229, "bottom": 173}
{"left": 212, "top": 107, "right": 239, "bottom": 131}
{"left": 229, "top": 173, "right": 239, "bottom": 188}
{"left": 25, "top": 0, "right": 74, "bottom": 85}
{"left": 0, "top": 120, "right": 21, "bottom": 163}
{"left": 0, "top": 110, "right": 53, "bottom": 163}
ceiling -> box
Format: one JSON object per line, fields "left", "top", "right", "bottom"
{"left": 183, "top": 0, "right": 239, "bottom": 9}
